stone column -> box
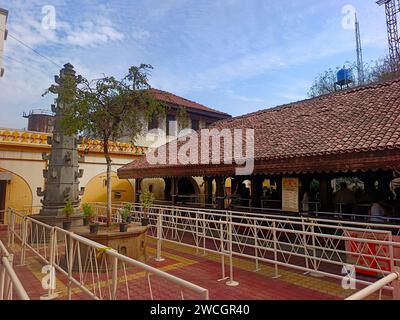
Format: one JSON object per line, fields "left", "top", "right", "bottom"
{"left": 251, "top": 175, "right": 264, "bottom": 208}
{"left": 319, "top": 176, "right": 333, "bottom": 212}
{"left": 203, "top": 176, "right": 213, "bottom": 206}
{"left": 163, "top": 178, "right": 171, "bottom": 202}
{"left": 37, "top": 63, "right": 84, "bottom": 219}
{"left": 135, "top": 178, "right": 142, "bottom": 203}
{"left": 215, "top": 176, "right": 225, "bottom": 210}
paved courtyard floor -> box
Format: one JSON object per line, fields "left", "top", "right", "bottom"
{"left": 0, "top": 226, "right": 391, "bottom": 300}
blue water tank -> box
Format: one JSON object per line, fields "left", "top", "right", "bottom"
{"left": 336, "top": 68, "right": 352, "bottom": 86}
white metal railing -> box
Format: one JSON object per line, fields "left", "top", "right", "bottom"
{"left": 158, "top": 196, "right": 400, "bottom": 224}
{"left": 346, "top": 272, "right": 400, "bottom": 300}
{"left": 0, "top": 240, "right": 30, "bottom": 300}
{"left": 7, "top": 208, "right": 209, "bottom": 300}
{"left": 87, "top": 202, "right": 400, "bottom": 299}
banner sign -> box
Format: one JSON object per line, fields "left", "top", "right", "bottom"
{"left": 282, "top": 177, "right": 299, "bottom": 213}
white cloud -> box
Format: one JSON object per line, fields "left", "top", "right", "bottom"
{"left": 65, "top": 22, "right": 124, "bottom": 47}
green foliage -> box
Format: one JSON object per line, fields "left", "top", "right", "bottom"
{"left": 176, "top": 106, "right": 189, "bottom": 130}
{"left": 63, "top": 200, "right": 75, "bottom": 219}
{"left": 82, "top": 203, "right": 96, "bottom": 222}
{"left": 139, "top": 191, "right": 155, "bottom": 210}
{"left": 119, "top": 204, "right": 133, "bottom": 223}
{"left": 44, "top": 64, "right": 166, "bottom": 147}
{"left": 308, "top": 64, "right": 355, "bottom": 98}
{"left": 308, "top": 57, "right": 400, "bottom": 98}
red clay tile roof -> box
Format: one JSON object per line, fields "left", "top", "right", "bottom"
{"left": 119, "top": 79, "right": 400, "bottom": 178}
{"left": 150, "top": 88, "right": 230, "bottom": 118}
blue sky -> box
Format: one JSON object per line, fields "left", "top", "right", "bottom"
{"left": 0, "top": 0, "right": 389, "bottom": 129}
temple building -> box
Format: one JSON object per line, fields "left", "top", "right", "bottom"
{"left": 0, "top": 90, "right": 230, "bottom": 223}
{"left": 118, "top": 79, "right": 400, "bottom": 218}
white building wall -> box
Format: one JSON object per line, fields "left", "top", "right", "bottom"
{"left": 0, "top": 8, "right": 8, "bottom": 77}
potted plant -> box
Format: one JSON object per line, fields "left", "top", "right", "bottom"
{"left": 82, "top": 203, "right": 93, "bottom": 226}
{"left": 119, "top": 204, "right": 131, "bottom": 232}
{"left": 124, "top": 203, "right": 134, "bottom": 223}
{"left": 89, "top": 214, "right": 99, "bottom": 234}
{"left": 62, "top": 200, "right": 74, "bottom": 230}
{"left": 82, "top": 204, "right": 99, "bottom": 234}
{"left": 139, "top": 191, "right": 155, "bottom": 226}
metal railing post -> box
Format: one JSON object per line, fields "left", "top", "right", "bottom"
{"left": 309, "top": 220, "right": 323, "bottom": 277}
{"left": 202, "top": 212, "right": 207, "bottom": 256}
{"left": 19, "top": 217, "right": 27, "bottom": 266}
{"left": 40, "top": 228, "right": 58, "bottom": 300}
{"left": 8, "top": 208, "right": 15, "bottom": 248}
{"left": 4, "top": 254, "right": 13, "bottom": 299}
{"left": 0, "top": 257, "right": 5, "bottom": 300}
{"left": 272, "top": 220, "right": 280, "bottom": 278}
{"left": 217, "top": 220, "right": 228, "bottom": 282}
{"left": 254, "top": 219, "right": 260, "bottom": 272}
{"left": 226, "top": 212, "right": 239, "bottom": 287}
{"left": 195, "top": 212, "right": 199, "bottom": 254}
{"left": 155, "top": 212, "right": 165, "bottom": 262}
{"left": 111, "top": 255, "right": 118, "bottom": 300}
{"left": 301, "top": 217, "right": 310, "bottom": 274}
{"left": 389, "top": 233, "right": 395, "bottom": 273}
{"left": 393, "top": 268, "right": 400, "bottom": 300}
{"left": 67, "top": 235, "right": 74, "bottom": 300}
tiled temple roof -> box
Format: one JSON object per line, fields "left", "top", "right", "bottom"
{"left": 119, "top": 79, "right": 400, "bottom": 178}
{"left": 150, "top": 88, "right": 231, "bottom": 118}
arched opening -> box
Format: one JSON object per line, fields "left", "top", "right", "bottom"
{"left": 0, "top": 168, "right": 33, "bottom": 223}
{"left": 81, "top": 172, "right": 134, "bottom": 204}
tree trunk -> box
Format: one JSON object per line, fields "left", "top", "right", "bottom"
{"left": 106, "top": 157, "right": 112, "bottom": 227}
{"left": 104, "top": 139, "right": 112, "bottom": 227}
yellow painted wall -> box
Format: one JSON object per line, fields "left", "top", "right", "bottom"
{"left": 141, "top": 178, "right": 165, "bottom": 200}
{"left": 0, "top": 169, "right": 33, "bottom": 223}
{"left": 81, "top": 171, "right": 134, "bottom": 204}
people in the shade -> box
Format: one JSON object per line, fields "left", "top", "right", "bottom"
{"left": 369, "top": 195, "right": 387, "bottom": 223}
{"left": 334, "top": 182, "right": 356, "bottom": 213}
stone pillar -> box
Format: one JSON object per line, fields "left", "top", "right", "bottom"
{"left": 203, "top": 177, "right": 213, "bottom": 206}
{"left": 135, "top": 178, "right": 142, "bottom": 203}
{"left": 37, "top": 63, "right": 84, "bottom": 218}
{"left": 231, "top": 177, "right": 238, "bottom": 197}
{"left": 215, "top": 176, "right": 225, "bottom": 210}
{"left": 251, "top": 175, "right": 264, "bottom": 208}
{"left": 163, "top": 178, "right": 171, "bottom": 202}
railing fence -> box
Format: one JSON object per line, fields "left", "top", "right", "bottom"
{"left": 6, "top": 208, "right": 209, "bottom": 301}
{"left": 88, "top": 201, "right": 400, "bottom": 299}
{"left": 0, "top": 239, "right": 29, "bottom": 300}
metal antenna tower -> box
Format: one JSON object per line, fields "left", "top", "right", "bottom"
{"left": 355, "top": 13, "right": 365, "bottom": 85}
{"left": 377, "top": 0, "right": 400, "bottom": 70}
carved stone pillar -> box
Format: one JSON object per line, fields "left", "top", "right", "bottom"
{"left": 37, "top": 63, "right": 84, "bottom": 217}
